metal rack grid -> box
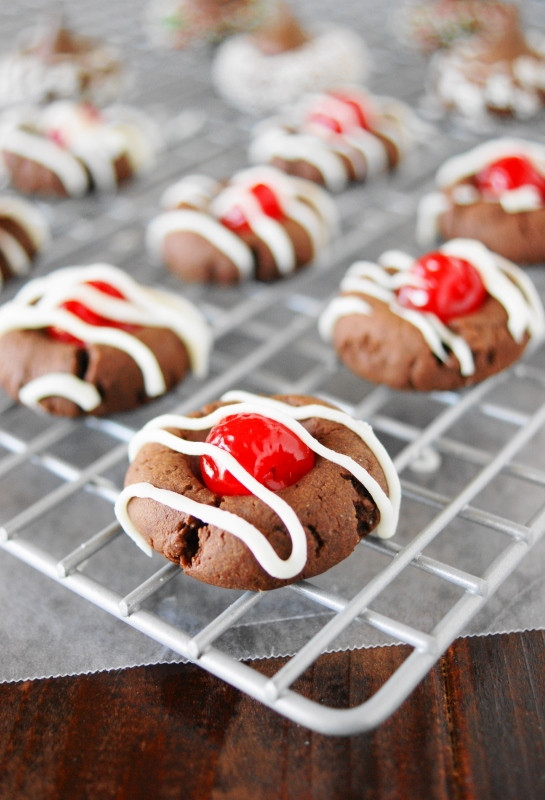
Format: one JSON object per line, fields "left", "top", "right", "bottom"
{"left": 1, "top": 0, "right": 545, "bottom": 736}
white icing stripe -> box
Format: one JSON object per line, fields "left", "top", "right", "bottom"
{"left": 0, "top": 197, "right": 50, "bottom": 250}
{"left": 319, "top": 239, "right": 544, "bottom": 377}
{"left": 0, "top": 229, "right": 31, "bottom": 275}
{"left": 290, "top": 175, "right": 339, "bottom": 236}
{"left": 500, "top": 186, "right": 543, "bottom": 213}
{"left": 0, "top": 102, "right": 157, "bottom": 198}
{"left": 0, "top": 129, "right": 89, "bottom": 196}
{"left": 249, "top": 88, "right": 414, "bottom": 190}
{"left": 283, "top": 195, "right": 327, "bottom": 254}
{"left": 441, "top": 239, "right": 545, "bottom": 343}
{"left": 250, "top": 214, "right": 296, "bottom": 274}
{"left": 344, "top": 128, "right": 389, "bottom": 176}
{"left": 19, "top": 373, "right": 102, "bottom": 411}
{"left": 116, "top": 480, "right": 307, "bottom": 578}
{"left": 116, "top": 393, "right": 400, "bottom": 579}
{"left": 416, "top": 192, "right": 451, "bottom": 245}
{"left": 229, "top": 165, "right": 338, "bottom": 236}
{"left": 250, "top": 128, "right": 349, "bottom": 192}
{"left": 0, "top": 305, "right": 168, "bottom": 397}
{"left": 151, "top": 165, "right": 337, "bottom": 280}
{"left": 146, "top": 209, "right": 254, "bottom": 279}
{"left": 435, "top": 40, "right": 545, "bottom": 120}
{"left": 133, "top": 393, "right": 401, "bottom": 539}
{"left": 15, "top": 263, "right": 211, "bottom": 377}
{"left": 161, "top": 174, "right": 221, "bottom": 210}
{"left": 495, "top": 257, "right": 545, "bottom": 348}
{"left": 436, "top": 138, "right": 545, "bottom": 204}
{"left": 318, "top": 296, "right": 372, "bottom": 341}
{"left": 212, "top": 185, "right": 298, "bottom": 273}
{"left": 70, "top": 141, "right": 118, "bottom": 192}
{"left": 0, "top": 263, "right": 211, "bottom": 406}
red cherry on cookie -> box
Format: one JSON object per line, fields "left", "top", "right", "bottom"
{"left": 396, "top": 251, "right": 487, "bottom": 323}
{"left": 329, "top": 91, "right": 372, "bottom": 130}
{"left": 250, "top": 182, "right": 284, "bottom": 219}
{"left": 476, "top": 154, "right": 545, "bottom": 200}
{"left": 220, "top": 182, "right": 284, "bottom": 234}
{"left": 200, "top": 412, "right": 315, "bottom": 496}
{"left": 48, "top": 280, "right": 138, "bottom": 345}
{"left": 306, "top": 111, "right": 344, "bottom": 135}
{"left": 306, "top": 91, "right": 372, "bottom": 134}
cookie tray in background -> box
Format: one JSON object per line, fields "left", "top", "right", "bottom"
{"left": 1, "top": 0, "right": 545, "bottom": 736}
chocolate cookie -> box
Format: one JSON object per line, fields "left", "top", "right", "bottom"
{"left": 319, "top": 239, "right": 545, "bottom": 392}
{"left": 210, "top": 10, "right": 369, "bottom": 115}
{"left": 249, "top": 86, "right": 416, "bottom": 192}
{"left": 115, "top": 390, "right": 400, "bottom": 591}
{"left": 399, "top": 0, "right": 511, "bottom": 55}
{"left": 147, "top": 166, "right": 338, "bottom": 284}
{"left": 417, "top": 138, "right": 545, "bottom": 265}
{"left": 429, "top": 4, "right": 545, "bottom": 119}
{"left": 0, "top": 263, "right": 211, "bottom": 416}
{"left": 0, "top": 17, "right": 124, "bottom": 107}
{"left": 0, "top": 101, "right": 158, "bottom": 198}
{"left": 0, "top": 196, "right": 49, "bottom": 290}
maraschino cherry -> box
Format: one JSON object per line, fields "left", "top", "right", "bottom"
{"left": 476, "top": 154, "right": 545, "bottom": 201}
{"left": 48, "top": 280, "right": 138, "bottom": 345}
{"left": 306, "top": 90, "right": 373, "bottom": 135}
{"left": 397, "top": 251, "right": 487, "bottom": 323}
{"left": 220, "top": 182, "right": 284, "bottom": 235}
{"left": 200, "top": 412, "right": 315, "bottom": 496}
{"left": 47, "top": 103, "right": 103, "bottom": 148}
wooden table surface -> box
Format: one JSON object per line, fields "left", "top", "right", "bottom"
{"left": 1, "top": 629, "right": 544, "bottom": 800}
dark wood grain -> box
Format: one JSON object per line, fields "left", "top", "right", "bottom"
{"left": 1, "top": 631, "right": 544, "bottom": 800}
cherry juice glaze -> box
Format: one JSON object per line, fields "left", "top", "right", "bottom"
{"left": 319, "top": 239, "right": 545, "bottom": 377}
{"left": 115, "top": 391, "right": 401, "bottom": 580}
{"left": 0, "top": 263, "right": 210, "bottom": 411}
{"left": 147, "top": 165, "right": 338, "bottom": 279}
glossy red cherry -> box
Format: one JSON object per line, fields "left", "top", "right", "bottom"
{"left": 200, "top": 412, "right": 315, "bottom": 496}
{"left": 220, "top": 182, "right": 285, "bottom": 234}
{"left": 48, "top": 280, "right": 138, "bottom": 345}
{"left": 306, "top": 91, "right": 372, "bottom": 134}
{"left": 476, "top": 154, "right": 545, "bottom": 200}
{"left": 329, "top": 91, "right": 372, "bottom": 130}
{"left": 396, "top": 251, "right": 487, "bottom": 323}
{"left": 306, "top": 111, "right": 343, "bottom": 135}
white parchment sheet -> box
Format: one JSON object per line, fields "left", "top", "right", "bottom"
{"left": 1, "top": 0, "right": 545, "bottom": 683}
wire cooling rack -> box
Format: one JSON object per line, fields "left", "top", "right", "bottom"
{"left": 1, "top": 0, "right": 545, "bottom": 736}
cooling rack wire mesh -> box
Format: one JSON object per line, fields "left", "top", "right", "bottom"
{"left": 1, "top": 0, "right": 545, "bottom": 735}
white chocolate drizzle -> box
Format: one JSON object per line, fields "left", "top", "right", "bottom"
{"left": 0, "top": 101, "right": 157, "bottom": 196}
{"left": 0, "top": 263, "right": 211, "bottom": 412}
{"left": 417, "top": 138, "right": 545, "bottom": 244}
{"left": 19, "top": 372, "right": 102, "bottom": 411}
{"left": 115, "top": 391, "right": 401, "bottom": 580}
{"left": 146, "top": 208, "right": 254, "bottom": 279}
{"left": 249, "top": 88, "right": 414, "bottom": 191}
{"left": 161, "top": 174, "right": 221, "bottom": 211}
{"left": 0, "top": 196, "right": 50, "bottom": 288}
{"left": 436, "top": 139, "right": 545, "bottom": 200}
{"left": 432, "top": 30, "right": 545, "bottom": 119}
{"left": 319, "top": 239, "right": 545, "bottom": 377}
{"left": 148, "top": 165, "right": 338, "bottom": 280}
{"left": 0, "top": 196, "right": 50, "bottom": 252}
